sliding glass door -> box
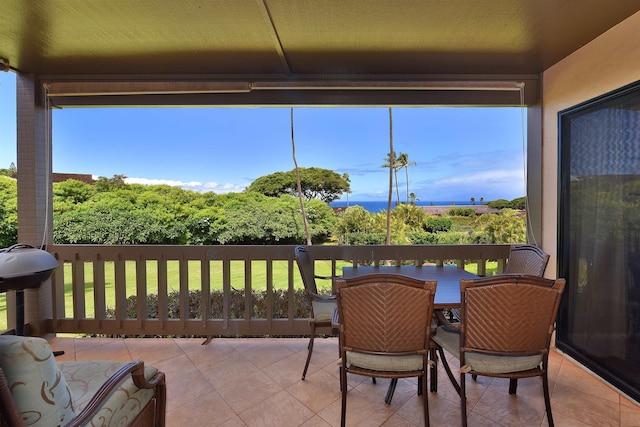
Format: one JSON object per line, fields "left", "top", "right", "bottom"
{"left": 558, "top": 81, "right": 640, "bottom": 401}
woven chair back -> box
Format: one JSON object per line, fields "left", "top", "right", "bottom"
{"left": 504, "top": 244, "right": 550, "bottom": 276}
{"left": 294, "top": 246, "right": 318, "bottom": 295}
{"left": 460, "top": 276, "right": 565, "bottom": 355}
{"left": 337, "top": 275, "right": 436, "bottom": 353}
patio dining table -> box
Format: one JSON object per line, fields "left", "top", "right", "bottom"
{"left": 340, "top": 264, "right": 479, "bottom": 309}
{"left": 338, "top": 264, "right": 480, "bottom": 402}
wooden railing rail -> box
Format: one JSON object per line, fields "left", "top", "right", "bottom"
{"left": 46, "top": 244, "right": 511, "bottom": 337}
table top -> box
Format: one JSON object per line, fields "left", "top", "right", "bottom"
{"left": 341, "top": 265, "right": 479, "bottom": 309}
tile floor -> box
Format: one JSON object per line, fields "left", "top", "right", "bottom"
{"left": 49, "top": 336, "right": 640, "bottom": 426}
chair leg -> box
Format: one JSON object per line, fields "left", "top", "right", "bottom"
{"left": 429, "top": 345, "right": 438, "bottom": 392}
{"left": 438, "top": 347, "right": 461, "bottom": 395}
{"left": 422, "top": 372, "right": 430, "bottom": 427}
{"left": 460, "top": 372, "right": 468, "bottom": 427}
{"left": 385, "top": 379, "right": 398, "bottom": 404}
{"left": 302, "top": 322, "right": 316, "bottom": 380}
{"left": 508, "top": 378, "right": 518, "bottom": 395}
{"left": 542, "top": 373, "right": 554, "bottom": 427}
{"left": 340, "top": 363, "right": 348, "bottom": 427}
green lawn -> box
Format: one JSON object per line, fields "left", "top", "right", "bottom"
{"left": 1, "top": 260, "right": 497, "bottom": 330}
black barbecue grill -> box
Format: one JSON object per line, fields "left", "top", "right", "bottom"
{"left": 0, "top": 244, "right": 59, "bottom": 335}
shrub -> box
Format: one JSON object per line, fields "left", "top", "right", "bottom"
{"left": 424, "top": 216, "right": 452, "bottom": 233}
{"left": 339, "top": 232, "right": 386, "bottom": 245}
{"left": 407, "top": 231, "right": 438, "bottom": 244}
{"left": 106, "top": 287, "right": 319, "bottom": 321}
{"left": 447, "top": 207, "right": 476, "bottom": 217}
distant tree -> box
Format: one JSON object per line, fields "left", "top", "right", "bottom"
{"left": 246, "top": 167, "right": 350, "bottom": 203}
{"left": 409, "top": 192, "right": 419, "bottom": 205}
{"left": 487, "top": 198, "right": 511, "bottom": 209}
{"left": 509, "top": 196, "right": 526, "bottom": 209}
{"left": 470, "top": 197, "right": 476, "bottom": 205}
{"left": 0, "top": 162, "right": 16, "bottom": 177}
{"left": 53, "top": 179, "right": 95, "bottom": 204}
{"left": 475, "top": 209, "right": 526, "bottom": 243}
{"left": 95, "top": 174, "right": 127, "bottom": 192}
{"left": 0, "top": 176, "right": 18, "bottom": 246}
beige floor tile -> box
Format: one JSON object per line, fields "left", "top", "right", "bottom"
{"left": 299, "top": 415, "right": 333, "bottom": 426}
{"left": 555, "top": 357, "right": 620, "bottom": 404}
{"left": 166, "top": 389, "right": 237, "bottom": 426}
{"left": 73, "top": 337, "right": 132, "bottom": 361}
{"left": 265, "top": 350, "right": 315, "bottom": 388}
{"left": 318, "top": 386, "right": 397, "bottom": 427}
{"left": 471, "top": 378, "right": 547, "bottom": 426}
{"left": 551, "top": 382, "right": 620, "bottom": 426}
{"left": 287, "top": 368, "right": 341, "bottom": 414}
{"left": 124, "top": 337, "right": 185, "bottom": 365}
{"left": 215, "top": 370, "right": 285, "bottom": 413}
{"left": 620, "top": 401, "right": 640, "bottom": 427}
{"left": 239, "top": 389, "right": 315, "bottom": 427}
{"left": 151, "top": 353, "right": 216, "bottom": 412}
{"left": 200, "top": 351, "right": 262, "bottom": 389}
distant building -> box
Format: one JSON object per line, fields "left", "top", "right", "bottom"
{"left": 52, "top": 173, "right": 94, "bottom": 184}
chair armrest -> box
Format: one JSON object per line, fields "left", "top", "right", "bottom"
{"left": 0, "top": 368, "right": 25, "bottom": 427}
{"left": 65, "top": 360, "right": 165, "bottom": 427}
{"left": 307, "top": 291, "right": 337, "bottom": 302}
{"left": 314, "top": 274, "right": 341, "bottom": 281}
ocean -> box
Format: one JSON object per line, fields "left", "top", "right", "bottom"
{"left": 329, "top": 200, "right": 475, "bottom": 213}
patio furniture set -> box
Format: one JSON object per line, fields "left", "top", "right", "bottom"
{"left": 296, "top": 244, "right": 563, "bottom": 427}
{"left": 0, "top": 243, "right": 557, "bottom": 427}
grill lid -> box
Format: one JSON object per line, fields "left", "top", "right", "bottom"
{"left": 0, "top": 244, "right": 59, "bottom": 292}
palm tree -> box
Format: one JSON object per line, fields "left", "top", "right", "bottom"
{"left": 385, "top": 108, "right": 394, "bottom": 245}
{"left": 397, "top": 152, "right": 417, "bottom": 204}
{"left": 290, "top": 108, "right": 311, "bottom": 245}
{"left": 382, "top": 151, "right": 400, "bottom": 205}
{"left": 342, "top": 172, "right": 352, "bottom": 207}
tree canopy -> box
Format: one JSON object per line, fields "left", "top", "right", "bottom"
{"left": 246, "top": 167, "right": 350, "bottom": 203}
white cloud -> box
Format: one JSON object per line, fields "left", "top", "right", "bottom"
{"left": 124, "top": 177, "right": 246, "bottom": 194}
{"left": 435, "top": 169, "right": 524, "bottom": 186}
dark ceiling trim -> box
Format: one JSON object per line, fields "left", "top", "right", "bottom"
{"left": 257, "top": 0, "right": 292, "bottom": 76}
{"left": 41, "top": 75, "right": 539, "bottom": 107}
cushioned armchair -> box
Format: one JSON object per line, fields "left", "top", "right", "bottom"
{"left": 0, "top": 335, "right": 166, "bottom": 427}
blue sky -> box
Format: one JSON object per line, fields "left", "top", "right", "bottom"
{"left": 1, "top": 72, "right": 526, "bottom": 202}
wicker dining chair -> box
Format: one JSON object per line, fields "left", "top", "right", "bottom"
{"left": 294, "top": 245, "right": 341, "bottom": 380}
{"left": 434, "top": 244, "right": 550, "bottom": 333}
{"left": 504, "top": 244, "right": 550, "bottom": 276}
{"left": 431, "top": 275, "right": 565, "bottom": 427}
{"left": 335, "top": 274, "right": 437, "bottom": 427}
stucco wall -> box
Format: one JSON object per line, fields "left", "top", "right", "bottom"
{"left": 542, "top": 11, "right": 640, "bottom": 277}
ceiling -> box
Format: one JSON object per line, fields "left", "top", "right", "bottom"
{"left": 3, "top": 0, "right": 640, "bottom": 106}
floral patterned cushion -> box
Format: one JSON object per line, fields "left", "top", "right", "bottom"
{"left": 0, "top": 335, "right": 75, "bottom": 427}
{"left": 59, "top": 361, "right": 157, "bottom": 427}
